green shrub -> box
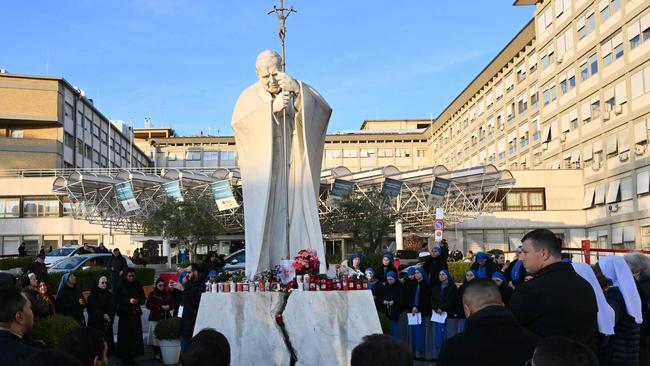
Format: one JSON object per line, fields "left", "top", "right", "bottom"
{"left": 135, "top": 267, "right": 155, "bottom": 286}
{"left": 0, "top": 256, "right": 35, "bottom": 270}
{"left": 377, "top": 311, "right": 391, "bottom": 334}
{"left": 361, "top": 252, "right": 386, "bottom": 271}
{"left": 49, "top": 267, "right": 155, "bottom": 294}
{"left": 154, "top": 317, "right": 181, "bottom": 340}
{"left": 448, "top": 261, "right": 472, "bottom": 284}
{"left": 396, "top": 250, "right": 419, "bottom": 259}
{"left": 487, "top": 249, "right": 504, "bottom": 257}
{"left": 32, "top": 315, "right": 80, "bottom": 348}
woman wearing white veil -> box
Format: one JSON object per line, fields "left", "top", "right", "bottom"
{"left": 572, "top": 262, "right": 615, "bottom": 336}
{"left": 596, "top": 255, "right": 643, "bottom": 366}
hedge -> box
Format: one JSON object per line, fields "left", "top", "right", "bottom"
{"left": 32, "top": 315, "right": 80, "bottom": 348}
{"left": 0, "top": 256, "right": 35, "bottom": 270}
{"left": 448, "top": 261, "right": 473, "bottom": 284}
{"left": 49, "top": 267, "right": 156, "bottom": 292}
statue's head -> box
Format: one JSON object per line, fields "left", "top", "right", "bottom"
{"left": 256, "top": 50, "right": 283, "bottom": 95}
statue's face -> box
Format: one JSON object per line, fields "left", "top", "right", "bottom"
{"left": 256, "top": 58, "right": 282, "bottom": 95}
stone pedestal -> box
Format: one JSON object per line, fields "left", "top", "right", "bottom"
{"left": 193, "top": 292, "right": 291, "bottom": 366}
{"left": 193, "top": 290, "right": 382, "bottom": 366}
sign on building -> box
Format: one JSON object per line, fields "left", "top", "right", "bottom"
{"left": 381, "top": 178, "right": 403, "bottom": 199}
{"left": 114, "top": 182, "right": 140, "bottom": 212}
{"left": 162, "top": 180, "right": 184, "bottom": 202}
{"left": 430, "top": 177, "right": 451, "bottom": 197}
{"left": 210, "top": 181, "right": 239, "bottom": 211}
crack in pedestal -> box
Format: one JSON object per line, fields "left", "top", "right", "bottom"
{"left": 276, "top": 291, "right": 297, "bottom": 366}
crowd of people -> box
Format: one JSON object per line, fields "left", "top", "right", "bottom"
{"left": 5, "top": 231, "right": 650, "bottom": 365}
{"left": 0, "top": 247, "right": 217, "bottom": 365}
{"left": 362, "top": 228, "right": 650, "bottom": 366}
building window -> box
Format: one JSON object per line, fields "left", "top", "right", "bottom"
{"left": 204, "top": 151, "right": 219, "bottom": 161}
{"left": 600, "top": 0, "right": 620, "bottom": 22}
{"left": 580, "top": 52, "right": 599, "bottom": 81}
{"left": 578, "top": 9, "right": 596, "bottom": 40}
{"left": 531, "top": 89, "right": 539, "bottom": 108}
{"left": 591, "top": 99, "right": 601, "bottom": 119}
{"left": 185, "top": 150, "right": 202, "bottom": 161}
{"left": 360, "top": 149, "right": 376, "bottom": 158}
{"left": 509, "top": 140, "right": 517, "bottom": 155}
{"left": 85, "top": 145, "right": 93, "bottom": 159}
{"left": 416, "top": 148, "right": 427, "bottom": 158}
{"left": 602, "top": 31, "right": 623, "bottom": 66}
{"left": 378, "top": 148, "right": 394, "bottom": 158}
{"left": 0, "top": 198, "right": 20, "bottom": 218}
{"left": 342, "top": 149, "right": 359, "bottom": 158}
{"left": 64, "top": 103, "right": 73, "bottom": 119}
{"left": 63, "top": 133, "right": 74, "bottom": 149}
{"left": 504, "top": 189, "right": 545, "bottom": 211}
{"left": 220, "top": 151, "right": 235, "bottom": 161}
{"left": 395, "top": 148, "right": 410, "bottom": 158}
{"left": 629, "top": 13, "right": 650, "bottom": 49}
{"left": 543, "top": 84, "right": 557, "bottom": 105}
{"left": 23, "top": 197, "right": 60, "bottom": 217}
{"left": 167, "top": 153, "right": 177, "bottom": 161}
{"left": 520, "top": 132, "right": 530, "bottom": 148}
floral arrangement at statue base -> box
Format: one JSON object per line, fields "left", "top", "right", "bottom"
{"left": 202, "top": 249, "right": 369, "bottom": 294}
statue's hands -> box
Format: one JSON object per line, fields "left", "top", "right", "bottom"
{"left": 272, "top": 91, "right": 292, "bottom": 113}
{"left": 278, "top": 72, "right": 299, "bottom": 94}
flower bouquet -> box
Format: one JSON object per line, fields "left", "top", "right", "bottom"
{"left": 292, "top": 248, "right": 320, "bottom": 276}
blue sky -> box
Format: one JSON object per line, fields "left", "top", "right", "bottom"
{"left": 0, "top": 1, "right": 534, "bottom": 135}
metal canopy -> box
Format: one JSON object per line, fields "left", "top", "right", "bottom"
{"left": 52, "top": 165, "right": 514, "bottom": 235}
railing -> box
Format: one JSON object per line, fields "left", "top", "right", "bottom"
{"left": 0, "top": 167, "right": 236, "bottom": 178}
{"left": 505, "top": 246, "right": 650, "bottom": 264}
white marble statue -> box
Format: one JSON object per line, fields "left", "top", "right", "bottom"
{"left": 232, "top": 50, "right": 331, "bottom": 278}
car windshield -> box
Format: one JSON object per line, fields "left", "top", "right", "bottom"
{"left": 50, "top": 256, "right": 86, "bottom": 270}
{"left": 48, "top": 247, "right": 76, "bottom": 256}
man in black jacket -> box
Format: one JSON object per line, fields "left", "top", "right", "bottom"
{"left": 0, "top": 287, "right": 38, "bottom": 366}
{"left": 437, "top": 280, "right": 539, "bottom": 366}
{"left": 178, "top": 263, "right": 205, "bottom": 351}
{"left": 106, "top": 248, "right": 127, "bottom": 299}
{"left": 508, "top": 229, "right": 598, "bottom": 350}
{"left": 26, "top": 253, "right": 49, "bottom": 285}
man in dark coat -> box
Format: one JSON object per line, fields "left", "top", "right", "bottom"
{"left": 95, "top": 242, "right": 110, "bottom": 254}
{"left": 508, "top": 229, "right": 598, "bottom": 350}
{"left": 116, "top": 268, "right": 146, "bottom": 363}
{"left": 106, "top": 248, "right": 128, "bottom": 298}
{"left": 438, "top": 280, "right": 539, "bottom": 366}
{"left": 178, "top": 263, "right": 205, "bottom": 350}
{"left": 26, "top": 252, "right": 49, "bottom": 285}
{"left": 18, "top": 242, "right": 27, "bottom": 256}
{"left": 0, "top": 287, "right": 38, "bottom": 366}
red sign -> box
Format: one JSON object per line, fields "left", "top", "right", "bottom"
{"left": 434, "top": 219, "right": 445, "bottom": 230}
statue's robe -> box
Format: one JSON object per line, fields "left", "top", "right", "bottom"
{"left": 232, "top": 80, "right": 331, "bottom": 278}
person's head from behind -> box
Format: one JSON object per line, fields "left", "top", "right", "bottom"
{"left": 28, "top": 273, "right": 38, "bottom": 288}
{"left": 180, "top": 328, "right": 230, "bottom": 366}
{"left": 351, "top": 333, "right": 412, "bottom": 366}
{"left": 0, "top": 287, "right": 33, "bottom": 336}
{"left": 57, "top": 327, "right": 108, "bottom": 366}
{"left": 462, "top": 279, "right": 503, "bottom": 318}
{"left": 520, "top": 229, "right": 562, "bottom": 274}
{"left": 624, "top": 252, "right": 650, "bottom": 281}
{"left": 530, "top": 336, "right": 598, "bottom": 366}
{"left": 23, "top": 350, "right": 83, "bottom": 366}
{"left": 475, "top": 252, "right": 487, "bottom": 265}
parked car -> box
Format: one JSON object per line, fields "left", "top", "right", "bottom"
{"left": 45, "top": 245, "right": 97, "bottom": 267}
{"left": 47, "top": 253, "right": 135, "bottom": 273}
{"left": 222, "top": 249, "right": 245, "bottom": 273}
